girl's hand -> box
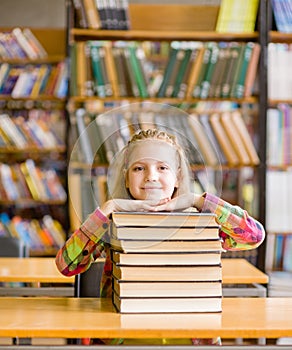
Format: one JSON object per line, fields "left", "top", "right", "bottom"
{"left": 153, "top": 194, "right": 204, "bottom": 212}
{"left": 100, "top": 198, "right": 170, "bottom": 216}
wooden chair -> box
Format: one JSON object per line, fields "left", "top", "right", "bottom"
{"left": 0, "top": 237, "right": 29, "bottom": 257}
{"left": 74, "top": 259, "right": 105, "bottom": 297}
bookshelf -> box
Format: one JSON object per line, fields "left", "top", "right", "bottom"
{"left": 66, "top": 1, "right": 267, "bottom": 269}
{"left": 0, "top": 27, "right": 69, "bottom": 256}
{"left": 264, "top": 0, "right": 292, "bottom": 295}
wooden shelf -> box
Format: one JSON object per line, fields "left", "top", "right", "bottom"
{"left": 69, "top": 96, "right": 259, "bottom": 105}
{"left": 0, "top": 146, "right": 66, "bottom": 154}
{"left": 269, "top": 98, "right": 292, "bottom": 105}
{"left": 270, "top": 31, "right": 292, "bottom": 43}
{"left": 0, "top": 55, "right": 66, "bottom": 64}
{"left": 0, "top": 95, "right": 66, "bottom": 102}
{"left": 0, "top": 199, "right": 67, "bottom": 206}
{"left": 71, "top": 28, "right": 259, "bottom": 42}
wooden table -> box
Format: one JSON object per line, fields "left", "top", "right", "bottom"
{"left": 0, "top": 257, "right": 268, "bottom": 297}
{"left": 0, "top": 257, "right": 75, "bottom": 296}
{"left": 221, "top": 258, "right": 268, "bottom": 297}
{"left": 0, "top": 297, "right": 291, "bottom": 349}
{"left": 221, "top": 258, "right": 268, "bottom": 284}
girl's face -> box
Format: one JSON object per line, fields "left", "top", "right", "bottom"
{"left": 125, "top": 142, "right": 179, "bottom": 200}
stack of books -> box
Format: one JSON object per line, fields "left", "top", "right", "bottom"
{"left": 110, "top": 211, "right": 223, "bottom": 313}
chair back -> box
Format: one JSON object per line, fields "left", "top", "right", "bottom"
{"left": 0, "top": 237, "right": 29, "bottom": 257}
{"left": 74, "top": 259, "right": 105, "bottom": 297}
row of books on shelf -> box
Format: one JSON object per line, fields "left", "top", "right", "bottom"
{"left": 73, "top": 0, "right": 259, "bottom": 33}
{"left": 265, "top": 233, "right": 292, "bottom": 273}
{"left": 71, "top": 40, "right": 260, "bottom": 100}
{"left": 0, "top": 27, "right": 48, "bottom": 60}
{"left": 266, "top": 169, "right": 292, "bottom": 233}
{"left": 268, "top": 43, "right": 292, "bottom": 100}
{"left": 72, "top": 0, "right": 130, "bottom": 30}
{"left": 0, "top": 159, "right": 67, "bottom": 202}
{"left": 110, "top": 211, "right": 223, "bottom": 313}
{"left": 267, "top": 105, "right": 292, "bottom": 166}
{"left": 271, "top": 0, "right": 292, "bottom": 33}
{"left": 0, "top": 113, "right": 65, "bottom": 150}
{"left": 73, "top": 107, "right": 259, "bottom": 168}
{"left": 0, "top": 61, "right": 68, "bottom": 98}
{"left": 0, "top": 212, "right": 65, "bottom": 252}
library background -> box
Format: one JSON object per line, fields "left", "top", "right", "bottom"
{"left": 0, "top": 0, "right": 292, "bottom": 302}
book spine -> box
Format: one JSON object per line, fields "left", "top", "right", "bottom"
{"left": 89, "top": 41, "right": 106, "bottom": 97}
{"left": 200, "top": 42, "right": 219, "bottom": 99}
{"left": 220, "top": 42, "right": 241, "bottom": 98}
{"left": 164, "top": 48, "right": 185, "bottom": 98}
{"left": 22, "top": 28, "right": 48, "bottom": 58}
{"left": 98, "top": 45, "right": 113, "bottom": 96}
{"left": 121, "top": 45, "right": 140, "bottom": 97}
{"left": 243, "top": 42, "right": 260, "bottom": 97}
{"left": 11, "top": 28, "right": 39, "bottom": 59}
{"left": 192, "top": 43, "right": 212, "bottom": 98}
{"left": 128, "top": 44, "right": 148, "bottom": 98}
{"left": 72, "top": 0, "right": 89, "bottom": 28}
{"left": 116, "top": 0, "right": 130, "bottom": 30}
{"left": 75, "top": 108, "right": 94, "bottom": 164}
{"left": 95, "top": 0, "right": 108, "bottom": 29}
{"left": 0, "top": 164, "right": 20, "bottom": 200}
{"left": 83, "top": 0, "right": 101, "bottom": 29}
{"left": 176, "top": 47, "right": 198, "bottom": 98}
{"left": 156, "top": 46, "right": 178, "bottom": 98}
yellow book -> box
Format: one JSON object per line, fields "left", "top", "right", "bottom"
{"left": 221, "top": 112, "right": 250, "bottom": 166}
{"left": 30, "top": 64, "right": 49, "bottom": 98}
{"left": 209, "top": 113, "right": 239, "bottom": 166}
{"left": 230, "top": 111, "right": 260, "bottom": 165}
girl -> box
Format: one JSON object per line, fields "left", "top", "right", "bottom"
{"left": 56, "top": 128, "right": 265, "bottom": 346}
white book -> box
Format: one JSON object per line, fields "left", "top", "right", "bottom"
{"left": 12, "top": 27, "right": 38, "bottom": 59}
{"left": 0, "top": 114, "right": 27, "bottom": 148}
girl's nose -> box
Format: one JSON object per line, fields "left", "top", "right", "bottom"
{"left": 145, "top": 168, "right": 158, "bottom": 181}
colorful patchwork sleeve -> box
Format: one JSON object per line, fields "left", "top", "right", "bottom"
{"left": 55, "top": 208, "right": 110, "bottom": 276}
{"left": 202, "top": 193, "right": 265, "bottom": 251}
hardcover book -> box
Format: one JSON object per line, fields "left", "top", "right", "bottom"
{"left": 111, "top": 250, "right": 222, "bottom": 266}
{"left": 113, "top": 291, "right": 222, "bottom": 313}
{"left": 113, "top": 278, "right": 223, "bottom": 298}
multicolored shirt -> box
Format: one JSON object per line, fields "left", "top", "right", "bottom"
{"left": 55, "top": 192, "right": 265, "bottom": 346}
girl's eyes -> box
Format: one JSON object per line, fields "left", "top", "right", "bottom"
{"left": 158, "top": 166, "right": 169, "bottom": 171}
{"left": 133, "top": 166, "right": 144, "bottom": 171}
{"left": 132, "top": 165, "right": 169, "bottom": 172}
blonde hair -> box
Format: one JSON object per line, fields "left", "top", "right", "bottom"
{"left": 107, "top": 129, "right": 193, "bottom": 199}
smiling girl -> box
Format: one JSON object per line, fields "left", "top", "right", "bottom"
{"left": 56, "top": 128, "right": 265, "bottom": 345}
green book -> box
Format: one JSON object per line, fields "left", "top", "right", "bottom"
{"left": 89, "top": 41, "right": 106, "bottom": 97}
{"left": 230, "top": 42, "right": 245, "bottom": 98}
{"left": 164, "top": 48, "right": 185, "bottom": 97}
{"left": 200, "top": 42, "right": 219, "bottom": 99}
{"left": 128, "top": 44, "right": 148, "bottom": 98}
{"left": 98, "top": 45, "right": 113, "bottom": 97}
{"left": 176, "top": 47, "right": 199, "bottom": 98}
{"left": 233, "top": 42, "right": 255, "bottom": 98}
{"left": 172, "top": 48, "right": 192, "bottom": 98}
{"left": 69, "top": 43, "right": 78, "bottom": 96}
{"left": 157, "top": 46, "right": 178, "bottom": 98}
